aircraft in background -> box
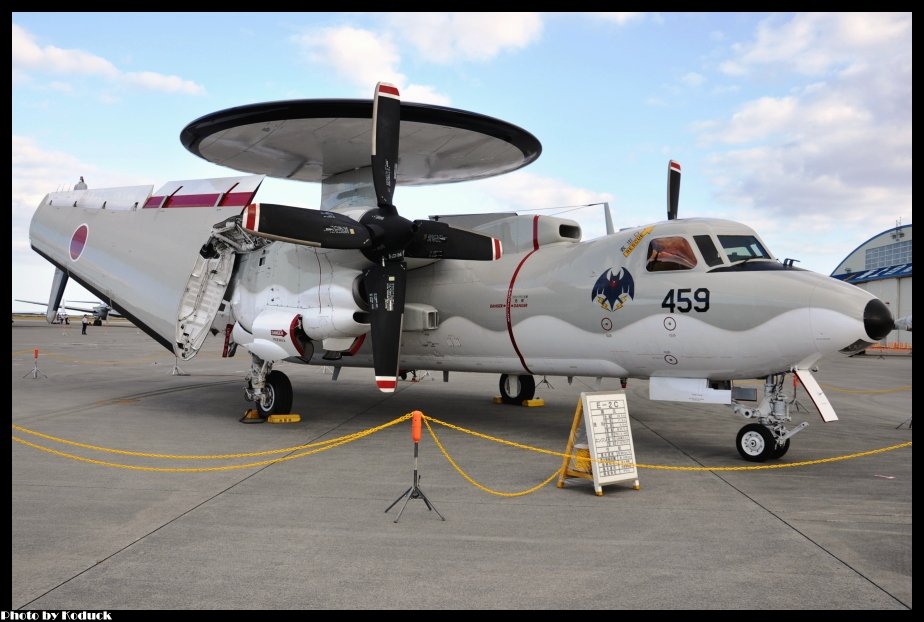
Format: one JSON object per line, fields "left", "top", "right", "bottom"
{"left": 27, "top": 82, "right": 894, "bottom": 462}
{"left": 15, "top": 294, "right": 119, "bottom": 326}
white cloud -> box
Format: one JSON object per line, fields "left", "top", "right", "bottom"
{"left": 720, "top": 12, "right": 911, "bottom": 76}
{"left": 296, "top": 14, "right": 546, "bottom": 104}
{"left": 697, "top": 96, "right": 799, "bottom": 144}
{"left": 299, "top": 26, "right": 403, "bottom": 87}
{"left": 589, "top": 13, "right": 644, "bottom": 26}
{"left": 124, "top": 71, "right": 204, "bottom": 95}
{"left": 481, "top": 171, "right": 614, "bottom": 211}
{"left": 697, "top": 11, "right": 911, "bottom": 250}
{"left": 11, "top": 23, "right": 204, "bottom": 95}
{"left": 680, "top": 72, "right": 705, "bottom": 88}
{"left": 294, "top": 26, "right": 449, "bottom": 104}
{"left": 393, "top": 13, "right": 543, "bottom": 63}
{"left": 402, "top": 84, "right": 451, "bottom": 106}
{"left": 12, "top": 23, "right": 118, "bottom": 78}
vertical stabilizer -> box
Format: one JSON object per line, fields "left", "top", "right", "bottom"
{"left": 46, "top": 268, "right": 68, "bottom": 324}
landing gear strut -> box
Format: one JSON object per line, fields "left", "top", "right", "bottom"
{"left": 499, "top": 374, "right": 536, "bottom": 404}
{"left": 732, "top": 373, "right": 806, "bottom": 462}
{"left": 244, "top": 354, "right": 293, "bottom": 417}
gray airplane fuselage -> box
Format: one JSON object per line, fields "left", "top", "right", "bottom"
{"left": 29, "top": 179, "right": 887, "bottom": 389}
{"left": 228, "top": 214, "right": 883, "bottom": 382}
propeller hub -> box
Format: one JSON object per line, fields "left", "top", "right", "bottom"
{"left": 360, "top": 209, "right": 414, "bottom": 262}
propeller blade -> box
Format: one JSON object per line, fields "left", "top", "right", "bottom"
{"left": 371, "top": 82, "right": 400, "bottom": 212}
{"left": 363, "top": 262, "right": 407, "bottom": 392}
{"left": 406, "top": 220, "right": 503, "bottom": 261}
{"left": 667, "top": 160, "right": 681, "bottom": 221}
{"left": 243, "top": 203, "right": 371, "bottom": 249}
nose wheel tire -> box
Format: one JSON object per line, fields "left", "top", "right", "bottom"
{"left": 736, "top": 423, "right": 777, "bottom": 462}
{"left": 256, "top": 370, "right": 293, "bottom": 418}
{"left": 499, "top": 374, "right": 536, "bottom": 405}
{"left": 771, "top": 438, "right": 791, "bottom": 459}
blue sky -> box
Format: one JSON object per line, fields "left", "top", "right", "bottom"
{"left": 12, "top": 12, "right": 912, "bottom": 311}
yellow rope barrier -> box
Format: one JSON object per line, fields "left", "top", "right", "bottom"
{"left": 424, "top": 416, "right": 912, "bottom": 472}
{"left": 10, "top": 414, "right": 911, "bottom": 488}
{"left": 10, "top": 414, "right": 411, "bottom": 472}
{"left": 11, "top": 418, "right": 408, "bottom": 459}
{"left": 422, "top": 416, "right": 561, "bottom": 497}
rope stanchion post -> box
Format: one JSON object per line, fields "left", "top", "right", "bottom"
{"left": 385, "top": 410, "right": 445, "bottom": 523}
{"left": 23, "top": 348, "right": 48, "bottom": 380}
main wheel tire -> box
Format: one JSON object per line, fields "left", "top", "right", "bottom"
{"left": 736, "top": 423, "right": 775, "bottom": 462}
{"left": 255, "top": 370, "right": 293, "bottom": 418}
{"left": 771, "top": 438, "right": 791, "bottom": 459}
{"left": 499, "top": 374, "right": 536, "bottom": 405}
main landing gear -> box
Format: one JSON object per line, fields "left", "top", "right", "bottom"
{"left": 244, "top": 354, "right": 293, "bottom": 418}
{"left": 498, "top": 373, "right": 536, "bottom": 404}
{"left": 732, "top": 373, "right": 807, "bottom": 462}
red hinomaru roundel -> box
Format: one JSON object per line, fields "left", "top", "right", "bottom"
{"left": 70, "top": 224, "right": 89, "bottom": 261}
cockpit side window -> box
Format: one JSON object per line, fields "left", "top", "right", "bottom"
{"left": 693, "top": 235, "right": 724, "bottom": 267}
{"left": 718, "top": 235, "right": 771, "bottom": 263}
{"left": 646, "top": 236, "right": 698, "bottom": 272}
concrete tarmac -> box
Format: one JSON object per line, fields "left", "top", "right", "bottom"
{"left": 11, "top": 320, "right": 912, "bottom": 609}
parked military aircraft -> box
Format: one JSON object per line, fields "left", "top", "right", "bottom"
{"left": 28, "top": 83, "right": 894, "bottom": 461}
{"left": 16, "top": 291, "right": 118, "bottom": 326}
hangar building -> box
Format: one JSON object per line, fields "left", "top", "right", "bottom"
{"left": 831, "top": 224, "right": 911, "bottom": 346}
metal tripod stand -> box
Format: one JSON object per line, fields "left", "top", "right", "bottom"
{"left": 385, "top": 413, "right": 445, "bottom": 523}
{"left": 23, "top": 349, "right": 47, "bottom": 380}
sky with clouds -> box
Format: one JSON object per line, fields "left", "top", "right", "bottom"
{"left": 11, "top": 12, "right": 912, "bottom": 311}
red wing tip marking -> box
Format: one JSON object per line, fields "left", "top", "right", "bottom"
{"left": 245, "top": 203, "right": 259, "bottom": 231}
{"left": 376, "top": 83, "right": 400, "bottom": 98}
{"left": 376, "top": 377, "right": 397, "bottom": 392}
{"left": 669, "top": 161, "right": 682, "bottom": 172}
{"left": 493, "top": 238, "right": 503, "bottom": 260}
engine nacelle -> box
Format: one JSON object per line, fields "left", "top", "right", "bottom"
{"left": 301, "top": 269, "right": 369, "bottom": 341}
{"left": 233, "top": 308, "right": 312, "bottom": 362}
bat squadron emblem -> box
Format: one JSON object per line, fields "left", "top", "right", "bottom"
{"left": 592, "top": 267, "right": 635, "bottom": 312}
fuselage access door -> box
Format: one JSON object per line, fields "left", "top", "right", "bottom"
{"left": 175, "top": 245, "right": 237, "bottom": 360}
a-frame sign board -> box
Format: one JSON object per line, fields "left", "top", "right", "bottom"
{"left": 557, "top": 391, "right": 639, "bottom": 495}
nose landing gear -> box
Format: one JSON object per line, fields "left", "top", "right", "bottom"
{"left": 244, "top": 354, "right": 293, "bottom": 418}
{"left": 732, "top": 374, "right": 807, "bottom": 462}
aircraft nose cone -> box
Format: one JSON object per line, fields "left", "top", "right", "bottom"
{"left": 864, "top": 299, "right": 893, "bottom": 341}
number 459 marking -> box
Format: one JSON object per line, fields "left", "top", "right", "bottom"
{"left": 662, "top": 288, "right": 710, "bottom": 313}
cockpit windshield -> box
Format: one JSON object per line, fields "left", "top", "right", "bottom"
{"left": 718, "top": 235, "right": 771, "bottom": 263}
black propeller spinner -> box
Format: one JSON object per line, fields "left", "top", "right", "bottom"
{"left": 242, "top": 82, "right": 503, "bottom": 392}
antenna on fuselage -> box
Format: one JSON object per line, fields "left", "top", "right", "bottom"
{"left": 520, "top": 201, "right": 615, "bottom": 235}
